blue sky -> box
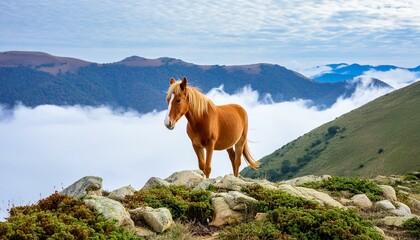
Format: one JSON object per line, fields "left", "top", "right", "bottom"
{"left": 1, "top": 0, "right": 419, "bottom": 69}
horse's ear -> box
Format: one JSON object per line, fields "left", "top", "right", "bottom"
{"left": 180, "top": 77, "right": 188, "bottom": 91}
{"left": 170, "top": 77, "right": 176, "bottom": 85}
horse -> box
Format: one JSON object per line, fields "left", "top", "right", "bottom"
{"left": 164, "top": 77, "right": 260, "bottom": 178}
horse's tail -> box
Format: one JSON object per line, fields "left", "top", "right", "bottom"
{"left": 243, "top": 142, "right": 260, "bottom": 169}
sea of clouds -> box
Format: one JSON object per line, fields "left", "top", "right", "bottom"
{"left": 0, "top": 69, "right": 418, "bottom": 220}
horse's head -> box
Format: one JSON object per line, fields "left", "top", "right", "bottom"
{"left": 164, "top": 77, "right": 189, "bottom": 130}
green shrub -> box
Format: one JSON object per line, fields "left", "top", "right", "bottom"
{"left": 219, "top": 220, "right": 289, "bottom": 240}
{"left": 0, "top": 192, "right": 140, "bottom": 240}
{"left": 402, "top": 217, "right": 420, "bottom": 237}
{"left": 125, "top": 185, "right": 213, "bottom": 224}
{"left": 242, "top": 185, "right": 318, "bottom": 212}
{"left": 223, "top": 186, "right": 382, "bottom": 240}
{"left": 302, "top": 176, "right": 383, "bottom": 201}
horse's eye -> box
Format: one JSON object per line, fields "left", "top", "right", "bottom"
{"left": 176, "top": 99, "right": 181, "bottom": 103}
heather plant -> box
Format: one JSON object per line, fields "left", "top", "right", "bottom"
{"left": 221, "top": 186, "right": 382, "bottom": 240}
{"left": 124, "top": 185, "right": 213, "bottom": 224}
{"left": 0, "top": 192, "right": 140, "bottom": 240}
{"left": 302, "top": 176, "right": 383, "bottom": 201}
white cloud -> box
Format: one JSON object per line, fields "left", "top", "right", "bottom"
{"left": 361, "top": 68, "right": 420, "bottom": 89}
{"left": 0, "top": 79, "right": 399, "bottom": 220}
{"left": 1, "top": 0, "right": 419, "bottom": 66}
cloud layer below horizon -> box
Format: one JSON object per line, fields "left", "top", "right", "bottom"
{"left": 2, "top": 71, "right": 412, "bottom": 220}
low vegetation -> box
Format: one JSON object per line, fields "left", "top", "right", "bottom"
{"left": 124, "top": 185, "right": 214, "bottom": 224}
{"left": 301, "top": 176, "right": 384, "bottom": 201}
{"left": 0, "top": 192, "right": 140, "bottom": 240}
{"left": 220, "top": 186, "right": 382, "bottom": 239}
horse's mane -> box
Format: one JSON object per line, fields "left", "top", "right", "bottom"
{"left": 167, "top": 81, "right": 215, "bottom": 116}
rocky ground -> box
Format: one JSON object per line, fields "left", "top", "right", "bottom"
{"left": 60, "top": 170, "right": 420, "bottom": 239}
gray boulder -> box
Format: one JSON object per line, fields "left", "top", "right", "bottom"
{"left": 214, "top": 175, "right": 257, "bottom": 191}
{"left": 141, "top": 177, "right": 170, "bottom": 191}
{"left": 193, "top": 176, "right": 222, "bottom": 191}
{"left": 84, "top": 195, "right": 134, "bottom": 227}
{"left": 379, "top": 185, "right": 397, "bottom": 201}
{"left": 278, "top": 184, "right": 343, "bottom": 208}
{"left": 351, "top": 194, "right": 372, "bottom": 209}
{"left": 282, "top": 175, "right": 331, "bottom": 186}
{"left": 374, "top": 200, "right": 396, "bottom": 211}
{"left": 390, "top": 202, "right": 411, "bottom": 217}
{"left": 379, "top": 216, "right": 413, "bottom": 227}
{"left": 129, "top": 207, "right": 173, "bottom": 233}
{"left": 61, "top": 176, "right": 102, "bottom": 199}
{"left": 210, "top": 196, "right": 243, "bottom": 227}
{"left": 222, "top": 191, "right": 258, "bottom": 211}
{"left": 108, "top": 185, "right": 136, "bottom": 202}
{"left": 165, "top": 170, "right": 205, "bottom": 188}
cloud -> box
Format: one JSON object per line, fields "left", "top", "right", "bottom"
{"left": 360, "top": 68, "right": 420, "bottom": 89}
{"left": 1, "top": 1, "right": 419, "bottom": 66}
{"left": 0, "top": 79, "right": 398, "bottom": 220}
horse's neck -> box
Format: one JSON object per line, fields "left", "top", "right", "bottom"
{"left": 185, "top": 101, "right": 215, "bottom": 126}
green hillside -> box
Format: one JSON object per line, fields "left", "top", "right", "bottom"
{"left": 241, "top": 81, "right": 420, "bottom": 181}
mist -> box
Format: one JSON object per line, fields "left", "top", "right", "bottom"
{"left": 0, "top": 76, "right": 410, "bottom": 220}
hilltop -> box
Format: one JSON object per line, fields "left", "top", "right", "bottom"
{"left": 1, "top": 170, "right": 419, "bottom": 239}
{"left": 241, "top": 81, "right": 420, "bottom": 181}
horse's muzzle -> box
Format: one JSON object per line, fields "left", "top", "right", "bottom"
{"left": 164, "top": 120, "right": 175, "bottom": 130}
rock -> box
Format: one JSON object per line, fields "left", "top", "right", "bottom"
{"left": 129, "top": 226, "right": 155, "bottom": 237}
{"left": 379, "top": 185, "right": 397, "bottom": 202}
{"left": 390, "top": 202, "right": 411, "bottom": 216}
{"left": 379, "top": 216, "right": 413, "bottom": 227}
{"left": 351, "top": 194, "right": 372, "bottom": 209}
{"left": 193, "top": 177, "right": 222, "bottom": 191}
{"left": 281, "top": 175, "right": 331, "bottom": 186}
{"left": 129, "top": 207, "right": 173, "bottom": 233}
{"left": 255, "top": 212, "right": 268, "bottom": 221}
{"left": 108, "top": 185, "right": 136, "bottom": 202}
{"left": 141, "top": 177, "right": 170, "bottom": 191}
{"left": 61, "top": 176, "right": 102, "bottom": 199}
{"left": 396, "top": 185, "right": 411, "bottom": 192}
{"left": 210, "top": 196, "right": 243, "bottom": 227}
{"left": 214, "top": 175, "right": 257, "bottom": 191}
{"left": 374, "top": 200, "right": 396, "bottom": 211}
{"left": 222, "top": 191, "right": 258, "bottom": 211}
{"left": 278, "top": 184, "right": 343, "bottom": 208}
{"left": 409, "top": 198, "right": 420, "bottom": 212}
{"left": 374, "top": 226, "right": 395, "bottom": 240}
{"left": 165, "top": 170, "right": 205, "bottom": 188}
{"left": 84, "top": 195, "right": 134, "bottom": 227}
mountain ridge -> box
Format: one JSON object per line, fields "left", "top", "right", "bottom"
{"left": 0, "top": 51, "right": 381, "bottom": 113}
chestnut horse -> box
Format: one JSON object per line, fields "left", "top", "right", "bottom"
{"left": 164, "top": 77, "right": 259, "bottom": 178}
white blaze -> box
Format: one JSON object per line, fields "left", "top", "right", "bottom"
{"left": 164, "top": 94, "right": 175, "bottom": 127}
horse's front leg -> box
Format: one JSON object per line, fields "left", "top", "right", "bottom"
{"left": 192, "top": 144, "right": 205, "bottom": 173}
{"left": 204, "top": 144, "right": 215, "bottom": 178}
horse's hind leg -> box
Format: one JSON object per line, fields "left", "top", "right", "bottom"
{"left": 233, "top": 141, "right": 246, "bottom": 177}
{"left": 227, "top": 148, "right": 235, "bottom": 172}
{"left": 192, "top": 144, "right": 205, "bottom": 173}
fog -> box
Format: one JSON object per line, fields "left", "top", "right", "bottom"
{"left": 0, "top": 72, "right": 416, "bottom": 220}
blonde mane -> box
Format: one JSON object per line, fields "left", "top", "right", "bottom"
{"left": 167, "top": 81, "right": 215, "bottom": 116}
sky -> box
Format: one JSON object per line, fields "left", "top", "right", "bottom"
{"left": 1, "top": 0, "right": 420, "bottom": 69}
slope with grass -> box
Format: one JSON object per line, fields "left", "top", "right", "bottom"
{"left": 241, "top": 81, "right": 420, "bottom": 181}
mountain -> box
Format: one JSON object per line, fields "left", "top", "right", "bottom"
{"left": 313, "top": 63, "right": 420, "bottom": 83}
{"left": 0, "top": 51, "right": 390, "bottom": 113}
{"left": 241, "top": 81, "right": 420, "bottom": 181}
